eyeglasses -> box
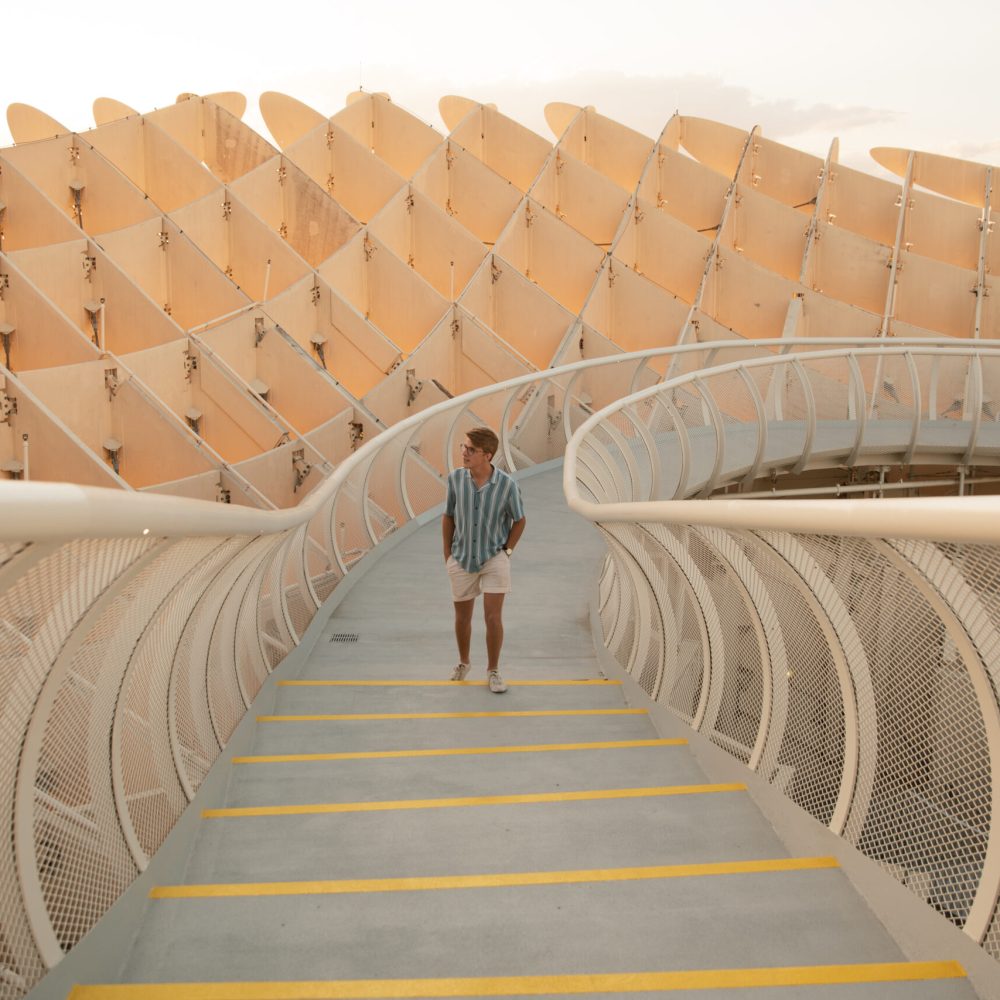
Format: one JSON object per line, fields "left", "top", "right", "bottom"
{"left": 459, "top": 444, "right": 481, "bottom": 454}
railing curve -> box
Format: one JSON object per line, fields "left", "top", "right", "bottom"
{"left": 0, "top": 336, "right": 997, "bottom": 995}
{"left": 563, "top": 344, "right": 1000, "bottom": 967}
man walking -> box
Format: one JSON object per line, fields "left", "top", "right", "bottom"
{"left": 443, "top": 426, "right": 526, "bottom": 692}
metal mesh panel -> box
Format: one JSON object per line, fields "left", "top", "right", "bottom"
{"left": 745, "top": 533, "right": 846, "bottom": 825}
{"left": 802, "top": 535, "right": 991, "bottom": 926}
{"left": 598, "top": 530, "right": 637, "bottom": 674}
{"left": 205, "top": 543, "right": 264, "bottom": 748}
{"left": 0, "top": 537, "right": 154, "bottom": 989}
{"left": 234, "top": 550, "right": 271, "bottom": 698}
{"left": 688, "top": 529, "right": 763, "bottom": 763}
{"left": 646, "top": 525, "right": 705, "bottom": 723}
{"left": 172, "top": 539, "right": 252, "bottom": 791}
{"left": 596, "top": 554, "right": 619, "bottom": 651}
{"left": 282, "top": 565, "right": 314, "bottom": 645}
{"left": 622, "top": 525, "right": 666, "bottom": 698}
{"left": 119, "top": 538, "right": 233, "bottom": 846}
{"left": 256, "top": 540, "right": 291, "bottom": 670}
{"left": 986, "top": 896, "right": 1000, "bottom": 961}
{"left": 331, "top": 467, "right": 372, "bottom": 571}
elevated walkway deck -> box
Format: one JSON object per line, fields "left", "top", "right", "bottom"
{"left": 64, "top": 469, "right": 975, "bottom": 999}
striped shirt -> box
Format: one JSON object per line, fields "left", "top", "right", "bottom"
{"left": 445, "top": 466, "right": 525, "bottom": 573}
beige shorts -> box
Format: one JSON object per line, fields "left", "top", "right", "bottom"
{"left": 446, "top": 552, "right": 511, "bottom": 602}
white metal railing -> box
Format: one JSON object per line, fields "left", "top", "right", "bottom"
{"left": 0, "top": 336, "right": 994, "bottom": 996}
{"left": 563, "top": 344, "right": 1000, "bottom": 968}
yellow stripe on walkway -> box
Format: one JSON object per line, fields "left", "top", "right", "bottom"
{"left": 68, "top": 961, "right": 967, "bottom": 998}
{"left": 258, "top": 709, "right": 646, "bottom": 722}
{"left": 279, "top": 679, "right": 621, "bottom": 687}
{"left": 233, "top": 738, "right": 684, "bottom": 764}
{"left": 203, "top": 783, "right": 744, "bottom": 819}
{"left": 151, "top": 856, "right": 838, "bottom": 899}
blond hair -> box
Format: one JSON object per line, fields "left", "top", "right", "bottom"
{"left": 466, "top": 426, "right": 499, "bottom": 459}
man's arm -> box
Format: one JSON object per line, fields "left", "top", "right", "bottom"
{"left": 442, "top": 514, "right": 455, "bottom": 561}
{"left": 505, "top": 516, "right": 526, "bottom": 552}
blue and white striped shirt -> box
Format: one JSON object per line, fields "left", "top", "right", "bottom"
{"left": 445, "top": 466, "right": 525, "bottom": 573}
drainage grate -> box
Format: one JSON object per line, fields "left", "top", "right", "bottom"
{"left": 328, "top": 633, "right": 359, "bottom": 643}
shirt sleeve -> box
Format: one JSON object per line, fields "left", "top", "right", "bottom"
{"left": 507, "top": 479, "right": 525, "bottom": 522}
{"left": 445, "top": 472, "right": 457, "bottom": 517}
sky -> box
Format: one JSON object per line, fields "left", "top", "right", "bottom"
{"left": 2, "top": 0, "right": 998, "bottom": 179}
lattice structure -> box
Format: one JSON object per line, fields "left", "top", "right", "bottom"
{"left": 2, "top": 84, "right": 1000, "bottom": 996}
{"left": 0, "top": 92, "right": 997, "bottom": 503}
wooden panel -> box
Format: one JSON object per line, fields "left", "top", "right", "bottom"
{"left": 563, "top": 108, "right": 653, "bottom": 191}
{"left": 0, "top": 253, "right": 98, "bottom": 370}
{"left": 495, "top": 198, "right": 605, "bottom": 314}
{"left": 730, "top": 183, "right": 809, "bottom": 279}
{"left": 826, "top": 165, "right": 901, "bottom": 246}
{"left": 894, "top": 253, "right": 977, "bottom": 337}
{"left": 200, "top": 312, "right": 353, "bottom": 433}
{"left": 284, "top": 121, "right": 406, "bottom": 223}
{"left": 797, "top": 289, "right": 881, "bottom": 340}
{"left": 678, "top": 116, "right": 747, "bottom": 177}
{"left": 320, "top": 232, "right": 449, "bottom": 352}
{"left": 84, "top": 116, "right": 221, "bottom": 213}
{"left": 583, "top": 258, "right": 689, "bottom": 351}
{"left": 639, "top": 147, "right": 729, "bottom": 235}
{"left": 745, "top": 135, "right": 823, "bottom": 212}
{"left": 170, "top": 191, "right": 311, "bottom": 302}
{"left": 99, "top": 216, "right": 249, "bottom": 331}
{"left": 531, "top": 153, "right": 629, "bottom": 247}
{"left": 231, "top": 439, "right": 320, "bottom": 509}
{"left": 338, "top": 94, "right": 442, "bottom": 179}
{"left": 368, "top": 186, "right": 486, "bottom": 300}
{"left": 872, "top": 146, "right": 991, "bottom": 208}
{"left": 615, "top": 197, "right": 709, "bottom": 304}
{"left": 259, "top": 91, "right": 326, "bottom": 150}
{"left": 702, "top": 247, "right": 795, "bottom": 340}
{"left": 460, "top": 259, "right": 575, "bottom": 368}
{"left": 9, "top": 238, "right": 182, "bottom": 354}
{"left": 265, "top": 276, "right": 399, "bottom": 398}
{"left": 906, "top": 188, "right": 981, "bottom": 270}
{"left": 0, "top": 155, "right": 82, "bottom": 250}
{"left": 413, "top": 142, "right": 522, "bottom": 245}
{"left": 3, "top": 133, "right": 159, "bottom": 235}
{"left": 0, "top": 370, "right": 125, "bottom": 488}
{"left": 149, "top": 99, "right": 275, "bottom": 184}
{"left": 809, "top": 222, "right": 890, "bottom": 313}
{"left": 449, "top": 104, "right": 551, "bottom": 192}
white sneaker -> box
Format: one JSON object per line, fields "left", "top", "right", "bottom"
{"left": 450, "top": 662, "right": 470, "bottom": 681}
{"left": 488, "top": 671, "right": 507, "bottom": 693}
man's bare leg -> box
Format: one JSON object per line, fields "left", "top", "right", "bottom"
{"left": 483, "top": 592, "right": 506, "bottom": 672}
{"left": 454, "top": 599, "right": 474, "bottom": 666}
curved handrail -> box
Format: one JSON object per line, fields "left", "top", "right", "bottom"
{"left": 564, "top": 344, "right": 1000, "bottom": 545}
{"left": 3, "top": 336, "right": 999, "bottom": 994}
{"left": 1, "top": 336, "right": 986, "bottom": 542}
{"left": 562, "top": 341, "right": 1000, "bottom": 964}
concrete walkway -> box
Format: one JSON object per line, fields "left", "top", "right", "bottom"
{"left": 67, "top": 468, "right": 976, "bottom": 999}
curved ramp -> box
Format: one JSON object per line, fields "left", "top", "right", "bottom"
{"left": 66, "top": 469, "right": 973, "bottom": 998}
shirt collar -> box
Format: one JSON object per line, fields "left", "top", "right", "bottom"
{"left": 464, "top": 465, "right": 499, "bottom": 487}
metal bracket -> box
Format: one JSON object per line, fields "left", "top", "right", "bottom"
{"left": 183, "top": 350, "right": 198, "bottom": 380}
{"left": 349, "top": 421, "right": 364, "bottom": 449}
{"left": 406, "top": 369, "right": 424, "bottom": 406}
{"left": 0, "top": 391, "right": 17, "bottom": 423}
{"left": 292, "top": 448, "right": 312, "bottom": 492}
